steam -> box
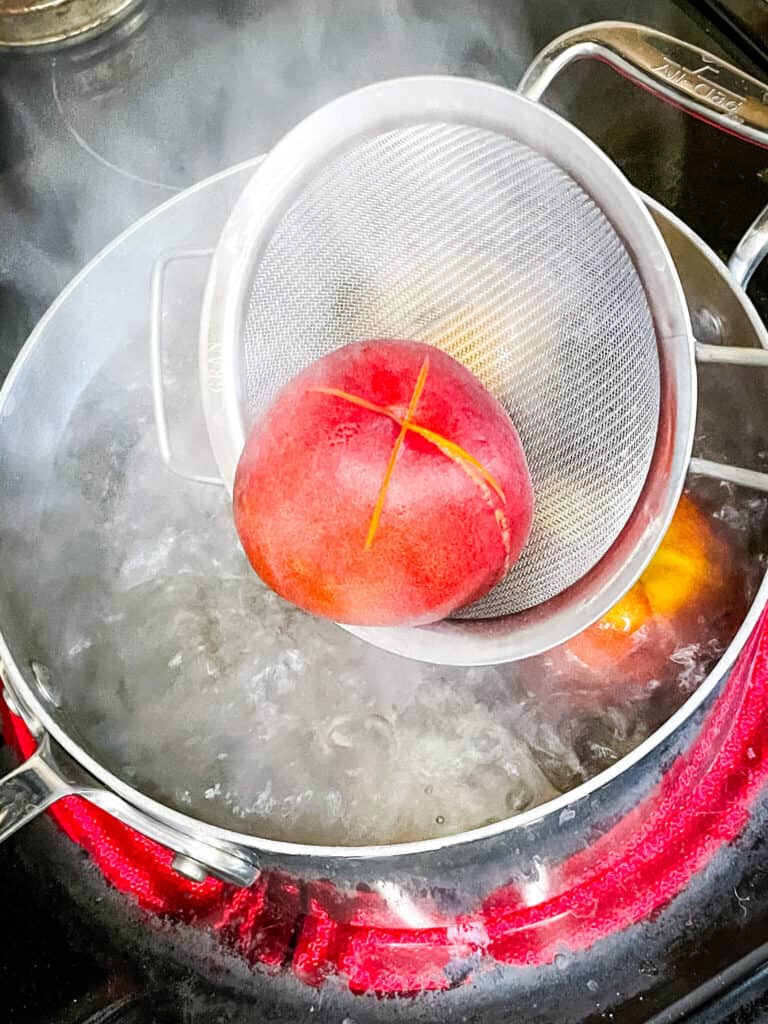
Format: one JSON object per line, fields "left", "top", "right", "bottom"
{"left": 3, "top": 0, "right": 529, "bottom": 261}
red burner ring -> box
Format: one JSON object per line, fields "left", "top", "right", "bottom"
{"left": 3, "top": 608, "right": 768, "bottom": 996}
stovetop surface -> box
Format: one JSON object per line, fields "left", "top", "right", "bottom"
{"left": 2, "top": 1, "right": 768, "bottom": 1021}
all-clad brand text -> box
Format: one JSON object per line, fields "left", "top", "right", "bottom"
{"left": 653, "top": 58, "right": 746, "bottom": 117}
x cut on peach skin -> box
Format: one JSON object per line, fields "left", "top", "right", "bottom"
{"left": 233, "top": 339, "right": 534, "bottom": 627}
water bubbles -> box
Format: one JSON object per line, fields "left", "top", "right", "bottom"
{"left": 572, "top": 716, "right": 624, "bottom": 776}
{"left": 587, "top": 979, "right": 599, "bottom": 993}
{"left": 33, "top": 345, "right": 762, "bottom": 846}
{"left": 327, "top": 717, "right": 357, "bottom": 750}
{"left": 505, "top": 782, "right": 533, "bottom": 813}
{"left": 326, "top": 713, "right": 394, "bottom": 754}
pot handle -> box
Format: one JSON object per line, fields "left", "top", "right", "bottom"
{"left": 150, "top": 248, "right": 223, "bottom": 487}
{"left": 729, "top": 205, "right": 768, "bottom": 289}
{"left": 690, "top": 343, "right": 768, "bottom": 492}
{"left": 85, "top": 789, "right": 259, "bottom": 887}
{"left": 0, "top": 734, "right": 75, "bottom": 843}
{"left": 518, "top": 21, "right": 768, "bottom": 148}
{"left": 0, "top": 713, "right": 257, "bottom": 886}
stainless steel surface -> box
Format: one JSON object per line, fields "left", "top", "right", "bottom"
{"left": 696, "top": 342, "right": 768, "bottom": 365}
{"left": 0, "top": 719, "right": 258, "bottom": 885}
{"left": 729, "top": 204, "right": 768, "bottom": 288}
{"left": 150, "top": 248, "right": 221, "bottom": 487}
{"left": 200, "top": 74, "right": 693, "bottom": 666}
{"left": 519, "top": 24, "right": 768, "bottom": 533}
{"left": 688, "top": 458, "right": 768, "bottom": 490}
{"left": 692, "top": 342, "right": 768, "bottom": 492}
{"left": 79, "top": 790, "right": 258, "bottom": 886}
{"left": 0, "top": 736, "right": 73, "bottom": 843}
{"left": 0, "top": 159, "right": 766, "bottom": 880}
{"left": 518, "top": 21, "right": 768, "bottom": 146}
{"left": 170, "top": 853, "right": 211, "bottom": 883}
{"left": 0, "top": 0, "right": 143, "bottom": 48}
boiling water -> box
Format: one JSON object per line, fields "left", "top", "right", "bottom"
{"left": 23, "top": 343, "right": 766, "bottom": 846}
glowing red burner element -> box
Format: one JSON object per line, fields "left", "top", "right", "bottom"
{"left": 3, "top": 606, "right": 768, "bottom": 995}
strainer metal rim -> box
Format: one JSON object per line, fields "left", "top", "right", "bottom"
{"left": 200, "top": 75, "right": 695, "bottom": 665}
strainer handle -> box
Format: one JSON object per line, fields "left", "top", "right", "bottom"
{"left": 690, "top": 343, "right": 768, "bottom": 492}
{"left": 518, "top": 22, "right": 768, "bottom": 149}
{"left": 688, "top": 459, "right": 768, "bottom": 492}
{"left": 150, "top": 248, "right": 224, "bottom": 487}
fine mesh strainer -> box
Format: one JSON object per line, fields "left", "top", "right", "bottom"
{"left": 198, "top": 73, "right": 692, "bottom": 665}
{"left": 183, "top": 25, "right": 768, "bottom": 666}
{"left": 239, "top": 121, "right": 662, "bottom": 621}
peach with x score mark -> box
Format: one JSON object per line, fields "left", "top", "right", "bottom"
{"left": 233, "top": 339, "right": 534, "bottom": 626}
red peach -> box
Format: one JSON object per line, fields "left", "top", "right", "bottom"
{"left": 233, "top": 339, "right": 533, "bottom": 627}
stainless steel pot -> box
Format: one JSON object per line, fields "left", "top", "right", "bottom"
{"left": 0, "top": 23, "right": 767, "bottom": 893}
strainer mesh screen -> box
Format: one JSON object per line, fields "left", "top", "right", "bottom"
{"left": 241, "top": 124, "right": 660, "bottom": 616}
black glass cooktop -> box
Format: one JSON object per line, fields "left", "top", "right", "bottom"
{"left": 2, "top": 1, "right": 768, "bottom": 1021}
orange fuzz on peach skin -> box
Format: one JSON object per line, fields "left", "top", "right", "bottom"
{"left": 233, "top": 339, "right": 534, "bottom": 626}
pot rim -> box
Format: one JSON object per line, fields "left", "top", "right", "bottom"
{"left": 0, "top": 161, "right": 765, "bottom": 861}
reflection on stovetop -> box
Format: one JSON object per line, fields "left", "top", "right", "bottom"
{"left": 2, "top": 1, "right": 768, "bottom": 1022}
